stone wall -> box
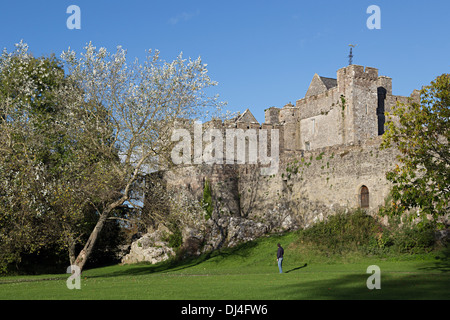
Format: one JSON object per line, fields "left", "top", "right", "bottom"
{"left": 142, "top": 135, "right": 399, "bottom": 261}
{"left": 299, "top": 100, "right": 344, "bottom": 151}
{"left": 237, "top": 136, "right": 398, "bottom": 228}
{"left": 124, "top": 64, "right": 420, "bottom": 265}
{"left": 124, "top": 135, "right": 399, "bottom": 265}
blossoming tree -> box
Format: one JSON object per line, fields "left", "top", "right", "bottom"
{"left": 61, "top": 43, "right": 223, "bottom": 271}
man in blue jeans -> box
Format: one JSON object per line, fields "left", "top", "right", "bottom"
{"left": 277, "top": 243, "right": 284, "bottom": 273}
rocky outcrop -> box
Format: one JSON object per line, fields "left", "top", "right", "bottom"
{"left": 120, "top": 210, "right": 302, "bottom": 265}
{"left": 121, "top": 231, "right": 175, "bottom": 265}
{"left": 201, "top": 216, "right": 270, "bottom": 251}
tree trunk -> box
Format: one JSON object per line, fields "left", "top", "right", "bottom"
{"left": 74, "top": 179, "right": 134, "bottom": 272}
{"left": 74, "top": 210, "right": 110, "bottom": 272}
{"left": 68, "top": 236, "right": 77, "bottom": 266}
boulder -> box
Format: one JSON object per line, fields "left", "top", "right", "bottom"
{"left": 121, "top": 231, "right": 175, "bottom": 265}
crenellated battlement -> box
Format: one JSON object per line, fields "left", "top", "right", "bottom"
{"left": 343, "top": 65, "right": 379, "bottom": 81}
{"left": 263, "top": 64, "right": 416, "bottom": 152}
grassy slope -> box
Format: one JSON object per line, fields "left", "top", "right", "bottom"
{"left": 1, "top": 231, "right": 449, "bottom": 300}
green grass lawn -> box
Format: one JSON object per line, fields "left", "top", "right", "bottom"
{"left": 1, "top": 232, "right": 449, "bottom": 300}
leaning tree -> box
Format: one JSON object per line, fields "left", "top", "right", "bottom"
{"left": 61, "top": 43, "right": 224, "bottom": 271}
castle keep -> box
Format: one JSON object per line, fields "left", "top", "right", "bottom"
{"left": 130, "top": 64, "right": 420, "bottom": 262}
{"left": 266, "top": 64, "right": 416, "bottom": 152}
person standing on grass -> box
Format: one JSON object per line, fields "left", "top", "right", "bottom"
{"left": 277, "top": 243, "right": 284, "bottom": 273}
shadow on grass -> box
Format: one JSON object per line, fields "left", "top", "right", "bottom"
{"left": 88, "top": 240, "right": 259, "bottom": 278}
{"left": 285, "top": 263, "right": 307, "bottom": 273}
{"left": 419, "top": 245, "right": 450, "bottom": 273}
{"left": 273, "top": 271, "right": 450, "bottom": 300}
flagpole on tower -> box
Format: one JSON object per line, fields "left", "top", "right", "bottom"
{"left": 348, "top": 44, "right": 356, "bottom": 65}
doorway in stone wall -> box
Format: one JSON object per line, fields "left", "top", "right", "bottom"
{"left": 360, "top": 185, "right": 369, "bottom": 208}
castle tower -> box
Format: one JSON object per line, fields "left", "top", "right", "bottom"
{"left": 337, "top": 65, "right": 397, "bottom": 144}
{"left": 337, "top": 65, "right": 379, "bottom": 144}
{"left": 263, "top": 64, "right": 409, "bottom": 152}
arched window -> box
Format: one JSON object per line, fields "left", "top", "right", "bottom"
{"left": 360, "top": 185, "right": 369, "bottom": 208}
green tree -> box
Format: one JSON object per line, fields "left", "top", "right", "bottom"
{"left": 0, "top": 42, "right": 120, "bottom": 272}
{"left": 381, "top": 74, "right": 449, "bottom": 224}
{"left": 61, "top": 43, "right": 223, "bottom": 271}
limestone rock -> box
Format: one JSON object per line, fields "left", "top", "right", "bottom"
{"left": 121, "top": 231, "right": 175, "bottom": 265}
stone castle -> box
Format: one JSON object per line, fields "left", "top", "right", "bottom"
{"left": 123, "top": 64, "right": 420, "bottom": 263}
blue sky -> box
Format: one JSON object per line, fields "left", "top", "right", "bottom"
{"left": 1, "top": 0, "right": 449, "bottom": 123}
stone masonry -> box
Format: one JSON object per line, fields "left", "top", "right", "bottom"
{"left": 123, "top": 64, "right": 420, "bottom": 263}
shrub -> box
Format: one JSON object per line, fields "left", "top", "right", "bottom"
{"left": 202, "top": 179, "right": 213, "bottom": 220}
{"left": 390, "top": 220, "right": 436, "bottom": 254}
{"left": 298, "top": 209, "right": 382, "bottom": 254}
{"left": 167, "top": 223, "right": 183, "bottom": 250}
{"left": 296, "top": 209, "right": 438, "bottom": 256}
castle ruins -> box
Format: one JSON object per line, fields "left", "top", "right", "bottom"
{"left": 135, "top": 64, "right": 421, "bottom": 260}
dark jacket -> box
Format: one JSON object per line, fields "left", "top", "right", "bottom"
{"left": 277, "top": 246, "right": 284, "bottom": 259}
